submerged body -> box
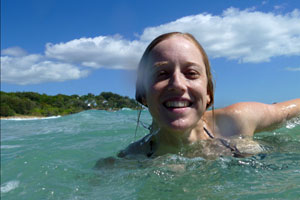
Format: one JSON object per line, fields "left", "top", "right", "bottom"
{"left": 118, "top": 132, "right": 266, "bottom": 159}
{"left": 118, "top": 103, "right": 293, "bottom": 159}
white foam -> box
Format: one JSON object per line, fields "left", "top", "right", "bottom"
{"left": 1, "top": 115, "right": 61, "bottom": 121}
{"left": 286, "top": 116, "right": 300, "bottom": 129}
{"left": 1, "top": 180, "right": 20, "bottom": 193}
{"left": 121, "top": 108, "right": 132, "bottom": 111}
{"left": 1, "top": 145, "right": 21, "bottom": 149}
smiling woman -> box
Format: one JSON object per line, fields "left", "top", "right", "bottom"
{"left": 118, "top": 32, "right": 300, "bottom": 158}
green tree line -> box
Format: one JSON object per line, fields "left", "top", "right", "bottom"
{"left": 0, "top": 91, "right": 140, "bottom": 117}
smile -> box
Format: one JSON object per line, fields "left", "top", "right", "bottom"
{"left": 164, "top": 100, "right": 192, "bottom": 108}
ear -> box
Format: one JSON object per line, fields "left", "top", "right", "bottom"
{"left": 206, "top": 93, "right": 211, "bottom": 107}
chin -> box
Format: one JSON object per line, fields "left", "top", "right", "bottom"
{"left": 164, "top": 119, "right": 195, "bottom": 132}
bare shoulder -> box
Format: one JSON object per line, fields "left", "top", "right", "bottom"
{"left": 204, "top": 102, "right": 260, "bottom": 137}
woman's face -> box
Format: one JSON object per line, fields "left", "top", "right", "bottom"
{"left": 144, "top": 36, "right": 210, "bottom": 133}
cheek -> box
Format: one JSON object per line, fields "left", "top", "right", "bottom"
{"left": 145, "top": 83, "right": 166, "bottom": 116}
{"left": 193, "top": 80, "right": 208, "bottom": 95}
{"left": 191, "top": 81, "right": 210, "bottom": 107}
{"left": 146, "top": 78, "right": 166, "bottom": 95}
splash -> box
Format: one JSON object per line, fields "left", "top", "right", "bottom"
{"left": 286, "top": 116, "right": 300, "bottom": 129}
{"left": 0, "top": 180, "right": 20, "bottom": 193}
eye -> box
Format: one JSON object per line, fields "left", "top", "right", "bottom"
{"left": 152, "top": 69, "right": 169, "bottom": 82}
{"left": 158, "top": 70, "right": 168, "bottom": 77}
{"left": 185, "top": 69, "right": 200, "bottom": 79}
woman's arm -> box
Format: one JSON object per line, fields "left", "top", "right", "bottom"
{"left": 253, "top": 99, "right": 300, "bottom": 133}
{"left": 213, "top": 99, "right": 300, "bottom": 137}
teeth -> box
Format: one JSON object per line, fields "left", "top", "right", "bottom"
{"left": 165, "top": 101, "right": 190, "bottom": 108}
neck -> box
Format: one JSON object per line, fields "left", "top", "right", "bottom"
{"left": 150, "top": 119, "right": 209, "bottom": 155}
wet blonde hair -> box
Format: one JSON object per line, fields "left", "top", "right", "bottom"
{"left": 135, "top": 32, "right": 214, "bottom": 109}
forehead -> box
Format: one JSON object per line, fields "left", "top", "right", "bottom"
{"left": 149, "top": 35, "right": 204, "bottom": 64}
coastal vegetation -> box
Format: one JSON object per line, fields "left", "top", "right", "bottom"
{"left": 0, "top": 91, "right": 140, "bottom": 117}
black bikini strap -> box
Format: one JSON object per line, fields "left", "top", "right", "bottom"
{"left": 203, "top": 127, "right": 214, "bottom": 139}
{"left": 147, "top": 140, "right": 154, "bottom": 157}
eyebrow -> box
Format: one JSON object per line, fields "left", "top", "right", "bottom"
{"left": 152, "top": 61, "right": 204, "bottom": 69}
{"left": 153, "top": 61, "right": 169, "bottom": 67}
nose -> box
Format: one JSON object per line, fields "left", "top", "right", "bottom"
{"left": 168, "top": 69, "right": 187, "bottom": 92}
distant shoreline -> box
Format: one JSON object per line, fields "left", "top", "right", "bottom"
{"left": 1, "top": 91, "right": 140, "bottom": 118}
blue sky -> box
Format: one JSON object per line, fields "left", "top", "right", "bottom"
{"left": 1, "top": 0, "right": 300, "bottom": 107}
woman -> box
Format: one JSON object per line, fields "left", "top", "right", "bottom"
{"left": 118, "top": 32, "right": 300, "bottom": 158}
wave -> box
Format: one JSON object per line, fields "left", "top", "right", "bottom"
{"left": 0, "top": 180, "right": 20, "bottom": 193}
{"left": 1, "top": 115, "right": 61, "bottom": 121}
{"left": 286, "top": 116, "right": 300, "bottom": 129}
{"left": 121, "top": 108, "right": 132, "bottom": 111}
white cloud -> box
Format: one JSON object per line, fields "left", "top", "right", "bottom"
{"left": 1, "top": 46, "right": 28, "bottom": 57}
{"left": 45, "top": 8, "right": 300, "bottom": 69}
{"left": 45, "top": 35, "right": 146, "bottom": 69}
{"left": 285, "top": 67, "right": 300, "bottom": 71}
{"left": 1, "top": 8, "right": 300, "bottom": 85}
{"left": 1, "top": 51, "right": 89, "bottom": 85}
{"left": 140, "top": 8, "right": 300, "bottom": 63}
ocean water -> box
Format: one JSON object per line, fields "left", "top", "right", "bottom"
{"left": 1, "top": 110, "right": 300, "bottom": 200}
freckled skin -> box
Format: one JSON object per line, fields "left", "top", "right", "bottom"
{"left": 144, "top": 36, "right": 210, "bottom": 135}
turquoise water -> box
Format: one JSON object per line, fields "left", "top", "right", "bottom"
{"left": 1, "top": 110, "right": 300, "bottom": 200}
